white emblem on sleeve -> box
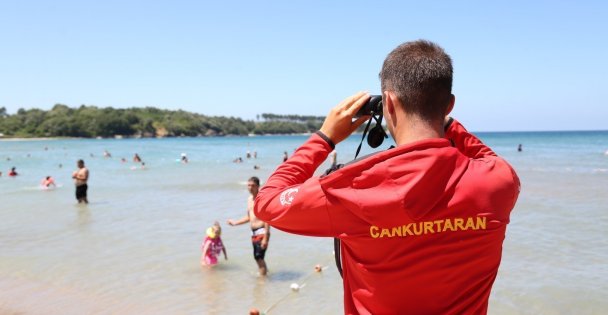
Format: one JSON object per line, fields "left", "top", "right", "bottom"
{"left": 280, "top": 187, "right": 299, "bottom": 206}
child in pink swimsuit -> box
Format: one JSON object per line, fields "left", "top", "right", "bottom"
{"left": 201, "top": 222, "right": 227, "bottom": 267}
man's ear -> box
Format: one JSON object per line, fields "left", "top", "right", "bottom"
{"left": 383, "top": 91, "right": 399, "bottom": 130}
{"left": 384, "top": 91, "right": 396, "bottom": 115}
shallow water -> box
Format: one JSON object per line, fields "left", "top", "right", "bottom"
{"left": 1, "top": 131, "right": 607, "bottom": 314}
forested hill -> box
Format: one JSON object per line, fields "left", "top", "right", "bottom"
{"left": 0, "top": 105, "right": 325, "bottom": 138}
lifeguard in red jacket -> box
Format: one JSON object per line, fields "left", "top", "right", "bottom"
{"left": 254, "top": 40, "right": 520, "bottom": 315}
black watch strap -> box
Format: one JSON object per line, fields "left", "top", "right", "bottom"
{"left": 315, "top": 131, "right": 336, "bottom": 149}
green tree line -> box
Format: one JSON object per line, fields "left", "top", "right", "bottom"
{"left": 0, "top": 105, "right": 324, "bottom": 138}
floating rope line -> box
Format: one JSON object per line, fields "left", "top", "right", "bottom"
{"left": 261, "top": 256, "right": 333, "bottom": 315}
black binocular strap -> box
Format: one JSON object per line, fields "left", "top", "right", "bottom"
{"left": 334, "top": 237, "right": 343, "bottom": 278}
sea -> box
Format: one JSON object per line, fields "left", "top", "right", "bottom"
{"left": 1, "top": 130, "right": 607, "bottom": 315}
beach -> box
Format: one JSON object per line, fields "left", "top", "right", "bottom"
{"left": 1, "top": 132, "right": 607, "bottom": 314}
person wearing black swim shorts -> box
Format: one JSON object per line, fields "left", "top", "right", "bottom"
{"left": 72, "top": 159, "right": 89, "bottom": 204}
{"left": 251, "top": 226, "right": 268, "bottom": 261}
{"left": 227, "top": 177, "right": 270, "bottom": 276}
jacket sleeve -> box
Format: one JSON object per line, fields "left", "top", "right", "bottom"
{"left": 446, "top": 118, "right": 521, "bottom": 216}
{"left": 445, "top": 118, "right": 497, "bottom": 159}
{"left": 254, "top": 133, "right": 336, "bottom": 237}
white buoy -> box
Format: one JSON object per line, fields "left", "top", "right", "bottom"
{"left": 290, "top": 283, "right": 300, "bottom": 291}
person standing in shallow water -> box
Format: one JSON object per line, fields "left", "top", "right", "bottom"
{"left": 227, "top": 176, "right": 270, "bottom": 276}
{"left": 72, "top": 159, "right": 89, "bottom": 204}
{"left": 201, "top": 221, "right": 228, "bottom": 267}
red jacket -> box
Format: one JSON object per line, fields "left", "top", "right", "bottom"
{"left": 255, "top": 119, "right": 520, "bottom": 315}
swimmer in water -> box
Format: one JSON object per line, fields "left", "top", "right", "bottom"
{"left": 41, "top": 176, "right": 56, "bottom": 188}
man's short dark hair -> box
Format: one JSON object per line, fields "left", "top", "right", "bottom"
{"left": 379, "top": 40, "right": 453, "bottom": 122}
{"left": 248, "top": 176, "right": 260, "bottom": 186}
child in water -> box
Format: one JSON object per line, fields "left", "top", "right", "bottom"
{"left": 201, "top": 222, "right": 227, "bottom": 267}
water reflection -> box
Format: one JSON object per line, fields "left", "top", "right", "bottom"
{"left": 76, "top": 207, "right": 91, "bottom": 227}
{"left": 252, "top": 275, "right": 271, "bottom": 314}
{"left": 267, "top": 270, "right": 303, "bottom": 282}
{"left": 200, "top": 267, "right": 226, "bottom": 315}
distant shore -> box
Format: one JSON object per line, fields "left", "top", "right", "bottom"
{"left": 0, "top": 137, "right": 73, "bottom": 141}
{"left": 0, "top": 133, "right": 316, "bottom": 141}
{"left": 0, "top": 106, "right": 325, "bottom": 139}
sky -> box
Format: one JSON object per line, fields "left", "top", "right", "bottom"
{"left": 0, "top": 0, "right": 606, "bottom": 131}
